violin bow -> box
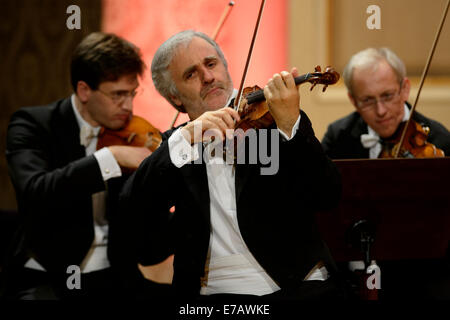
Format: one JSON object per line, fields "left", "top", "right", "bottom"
{"left": 169, "top": 1, "right": 236, "bottom": 129}
{"left": 211, "top": 0, "right": 235, "bottom": 40}
{"left": 395, "top": 0, "right": 450, "bottom": 158}
{"left": 233, "top": 0, "right": 266, "bottom": 111}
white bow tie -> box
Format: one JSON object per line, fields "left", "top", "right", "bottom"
{"left": 79, "top": 125, "right": 98, "bottom": 147}
{"left": 360, "top": 133, "right": 380, "bottom": 149}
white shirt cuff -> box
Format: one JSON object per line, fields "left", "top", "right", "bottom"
{"left": 94, "top": 147, "right": 122, "bottom": 181}
{"left": 168, "top": 128, "right": 200, "bottom": 168}
{"left": 278, "top": 113, "right": 301, "bottom": 141}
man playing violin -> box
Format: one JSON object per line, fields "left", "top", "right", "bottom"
{"left": 3, "top": 32, "right": 170, "bottom": 299}
{"left": 322, "top": 47, "right": 450, "bottom": 159}
{"left": 120, "top": 30, "right": 346, "bottom": 301}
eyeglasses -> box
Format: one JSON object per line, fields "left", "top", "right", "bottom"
{"left": 97, "top": 88, "right": 142, "bottom": 104}
{"left": 355, "top": 82, "right": 403, "bottom": 111}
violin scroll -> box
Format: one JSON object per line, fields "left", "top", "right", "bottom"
{"left": 308, "top": 65, "right": 340, "bottom": 92}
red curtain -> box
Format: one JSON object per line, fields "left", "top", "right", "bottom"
{"left": 102, "top": 0, "right": 287, "bottom": 131}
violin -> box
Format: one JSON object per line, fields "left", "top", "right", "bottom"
{"left": 379, "top": 120, "right": 445, "bottom": 158}
{"left": 222, "top": 66, "right": 339, "bottom": 160}
{"left": 97, "top": 115, "right": 162, "bottom": 152}
{"left": 235, "top": 65, "right": 340, "bottom": 132}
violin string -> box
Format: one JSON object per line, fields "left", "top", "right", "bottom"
{"left": 211, "top": 1, "right": 235, "bottom": 40}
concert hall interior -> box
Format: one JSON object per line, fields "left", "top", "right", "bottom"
{"left": 0, "top": 0, "right": 449, "bottom": 305}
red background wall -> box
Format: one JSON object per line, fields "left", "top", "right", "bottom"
{"left": 102, "top": 0, "right": 287, "bottom": 131}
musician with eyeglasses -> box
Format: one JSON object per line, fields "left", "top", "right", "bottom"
{"left": 3, "top": 32, "right": 170, "bottom": 299}
{"left": 321, "top": 47, "right": 450, "bottom": 159}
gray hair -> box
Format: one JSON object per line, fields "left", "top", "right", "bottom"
{"left": 151, "top": 30, "right": 228, "bottom": 113}
{"left": 343, "top": 47, "right": 406, "bottom": 95}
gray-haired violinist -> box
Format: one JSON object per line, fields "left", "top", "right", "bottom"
{"left": 118, "top": 29, "right": 346, "bottom": 300}
{"left": 322, "top": 47, "right": 450, "bottom": 159}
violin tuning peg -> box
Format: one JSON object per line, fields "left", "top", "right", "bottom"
{"left": 322, "top": 85, "right": 328, "bottom": 92}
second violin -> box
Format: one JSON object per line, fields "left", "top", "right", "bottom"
{"left": 379, "top": 120, "right": 445, "bottom": 158}
{"left": 97, "top": 115, "right": 162, "bottom": 154}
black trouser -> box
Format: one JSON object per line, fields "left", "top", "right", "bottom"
{"left": 3, "top": 266, "right": 175, "bottom": 300}
{"left": 4, "top": 267, "right": 57, "bottom": 300}
{"left": 2, "top": 267, "right": 118, "bottom": 300}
